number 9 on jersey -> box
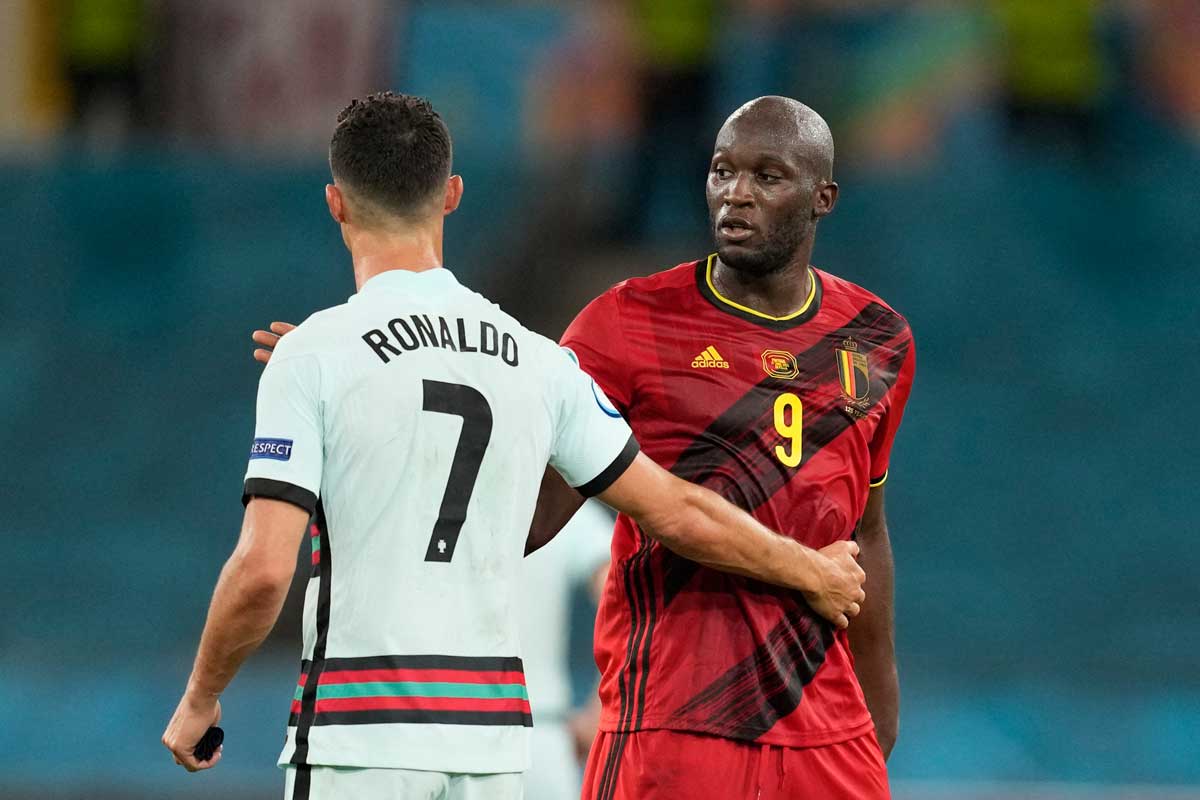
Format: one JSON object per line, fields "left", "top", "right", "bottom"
{"left": 773, "top": 392, "right": 803, "bottom": 468}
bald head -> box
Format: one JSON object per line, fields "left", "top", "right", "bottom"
{"left": 706, "top": 97, "right": 840, "bottom": 278}
{"left": 718, "top": 96, "right": 834, "bottom": 182}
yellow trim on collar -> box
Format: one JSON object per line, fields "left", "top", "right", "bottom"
{"left": 704, "top": 254, "right": 817, "bottom": 322}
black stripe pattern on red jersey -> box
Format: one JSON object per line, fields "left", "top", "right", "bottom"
{"left": 616, "top": 300, "right": 910, "bottom": 743}
{"left": 662, "top": 300, "right": 911, "bottom": 605}
{"left": 667, "top": 607, "right": 835, "bottom": 738}
{"left": 596, "top": 731, "right": 629, "bottom": 800}
{"left": 597, "top": 536, "right": 653, "bottom": 799}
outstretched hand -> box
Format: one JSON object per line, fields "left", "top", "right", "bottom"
{"left": 251, "top": 322, "right": 296, "bottom": 365}
{"left": 804, "top": 540, "right": 866, "bottom": 630}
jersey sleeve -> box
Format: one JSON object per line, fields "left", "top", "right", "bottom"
{"left": 242, "top": 353, "right": 323, "bottom": 514}
{"left": 868, "top": 336, "right": 916, "bottom": 487}
{"left": 560, "top": 288, "right": 633, "bottom": 416}
{"left": 547, "top": 346, "right": 639, "bottom": 498}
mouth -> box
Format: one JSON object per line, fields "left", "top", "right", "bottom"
{"left": 717, "top": 216, "right": 756, "bottom": 244}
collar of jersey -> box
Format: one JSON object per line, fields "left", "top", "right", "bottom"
{"left": 696, "top": 254, "right": 822, "bottom": 331}
{"left": 356, "top": 267, "right": 459, "bottom": 297}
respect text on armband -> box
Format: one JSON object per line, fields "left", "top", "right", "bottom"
{"left": 250, "top": 438, "right": 294, "bottom": 461}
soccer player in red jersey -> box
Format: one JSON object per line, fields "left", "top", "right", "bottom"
{"left": 530, "top": 96, "right": 915, "bottom": 799}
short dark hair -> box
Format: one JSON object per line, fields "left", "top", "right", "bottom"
{"left": 329, "top": 92, "right": 452, "bottom": 221}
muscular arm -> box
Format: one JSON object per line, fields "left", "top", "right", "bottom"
{"left": 187, "top": 498, "right": 310, "bottom": 697}
{"left": 847, "top": 486, "right": 899, "bottom": 759}
{"left": 163, "top": 497, "right": 309, "bottom": 770}
{"left": 597, "top": 453, "right": 865, "bottom": 628}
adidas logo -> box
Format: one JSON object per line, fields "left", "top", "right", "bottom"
{"left": 692, "top": 346, "right": 730, "bottom": 369}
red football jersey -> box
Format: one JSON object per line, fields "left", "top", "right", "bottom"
{"left": 561, "top": 255, "right": 915, "bottom": 748}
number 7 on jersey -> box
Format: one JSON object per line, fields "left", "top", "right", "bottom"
{"left": 421, "top": 380, "right": 493, "bottom": 562}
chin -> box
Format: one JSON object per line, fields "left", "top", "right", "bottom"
{"left": 716, "top": 243, "right": 780, "bottom": 277}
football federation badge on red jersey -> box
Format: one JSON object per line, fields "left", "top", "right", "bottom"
{"left": 836, "top": 338, "right": 870, "bottom": 402}
{"left": 761, "top": 349, "right": 798, "bottom": 379}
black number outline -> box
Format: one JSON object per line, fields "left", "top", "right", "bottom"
{"left": 421, "top": 380, "right": 493, "bottom": 562}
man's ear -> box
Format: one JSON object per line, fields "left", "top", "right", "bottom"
{"left": 444, "top": 175, "right": 464, "bottom": 216}
{"left": 814, "top": 180, "right": 839, "bottom": 218}
{"left": 326, "top": 183, "right": 348, "bottom": 224}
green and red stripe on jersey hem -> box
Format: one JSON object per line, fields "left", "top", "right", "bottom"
{"left": 309, "top": 523, "right": 321, "bottom": 565}
{"left": 288, "top": 654, "right": 532, "bottom": 727}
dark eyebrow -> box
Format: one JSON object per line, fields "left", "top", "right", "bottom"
{"left": 754, "top": 154, "right": 792, "bottom": 171}
{"left": 711, "top": 150, "right": 791, "bottom": 165}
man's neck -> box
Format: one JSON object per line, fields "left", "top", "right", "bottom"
{"left": 347, "top": 224, "right": 444, "bottom": 290}
{"left": 712, "top": 252, "right": 814, "bottom": 319}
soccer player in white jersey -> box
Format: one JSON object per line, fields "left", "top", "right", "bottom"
{"left": 162, "top": 92, "right": 866, "bottom": 800}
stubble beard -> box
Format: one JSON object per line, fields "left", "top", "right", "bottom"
{"left": 712, "top": 207, "right": 810, "bottom": 278}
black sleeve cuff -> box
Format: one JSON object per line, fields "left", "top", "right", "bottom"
{"left": 575, "top": 434, "right": 640, "bottom": 498}
{"left": 243, "top": 478, "right": 318, "bottom": 515}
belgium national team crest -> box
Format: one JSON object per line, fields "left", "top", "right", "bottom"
{"left": 835, "top": 338, "right": 870, "bottom": 402}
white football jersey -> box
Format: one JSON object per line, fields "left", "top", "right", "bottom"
{"left": 242, "top": 268, "right": 637, "bottom": 775}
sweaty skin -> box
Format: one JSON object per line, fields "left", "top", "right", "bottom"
{"left": 707, "top": 96, "right": 837, "bottom": 317}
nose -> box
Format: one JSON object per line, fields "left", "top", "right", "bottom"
{"left": 723, "top": 172, "right": 753, "bottom": 207}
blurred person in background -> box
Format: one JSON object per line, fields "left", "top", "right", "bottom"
{"left": 1132, "top": 0, "right": 1200, "bottom": 142}
{"left": 993, "top": 0, "right": 1111, "bottom": 151}
{"left": 499, "top": 0, "right": 719, "bottom": 326}
{"left": 499, "top": 5, "right": 642, "bottom": 326}
{"left": 60, "top": 0, "right": 151, "bottom": 146}
{"left": 1, "top": 2, "right": 70, "bottom": 140}
{"left": 524, "top": 0, "right": 717, "bottom": 244}
{"left": 523, "top": 5, "right": 640, "bottom": 245}
{"left": 528, "top": 96, "right": 914, "bottom": 800}
{"left": 714, "top": 1, "right": 994, "bottom": 172}
{"left": 518, "top": 500, "right": 614, "bottom": 800}
{"left": 158, "top": 0, "right": 393, "bottom": 152}
{"left": 622, "top": 0, "right": 718, "bottom": 241}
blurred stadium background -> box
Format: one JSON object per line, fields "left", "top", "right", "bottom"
{"left": 2, "top": 1, "right": 1198, "bottom": 798}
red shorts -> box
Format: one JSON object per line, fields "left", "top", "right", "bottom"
{"left": 581, "top": 728, "right": 889, "bottom": 800}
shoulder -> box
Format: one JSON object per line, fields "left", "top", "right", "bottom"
{"left": 605, "top": 258, "right": 703, "bottom": 304}
{"left": 269, "top": 302, "right": 352, "bottom": 362}
{"left": 571, "top": 258, "right": 704, "bottom": 326}
{"left": 816, "top": 268, "right": 913, "bottom": 342}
